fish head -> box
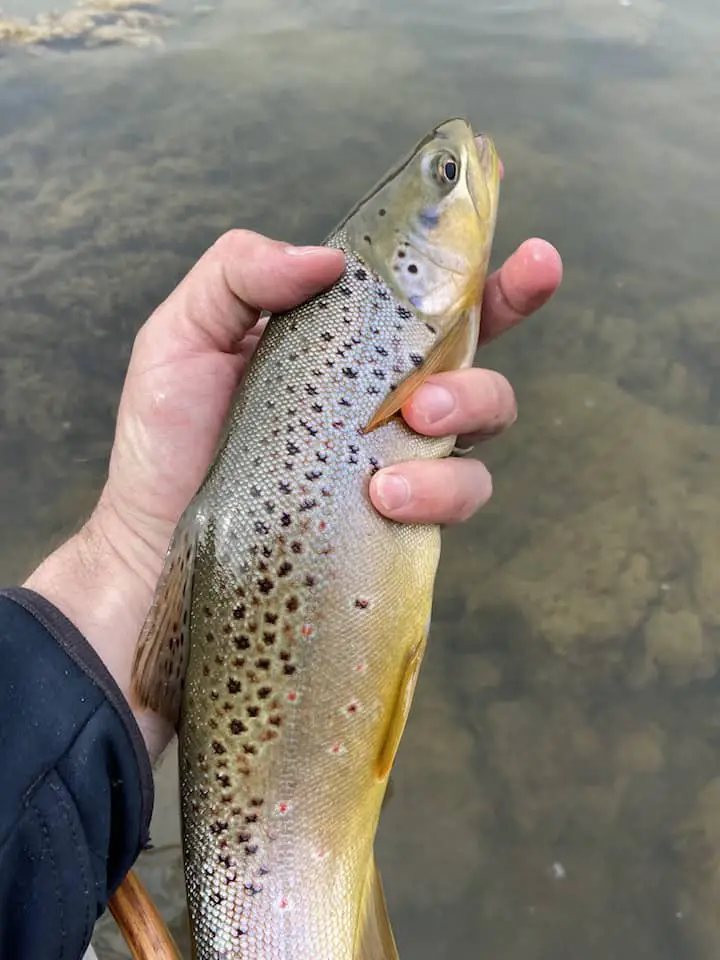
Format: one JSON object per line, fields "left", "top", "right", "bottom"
{"left": 343, "top": 117, "right": 500, "bottom": 330}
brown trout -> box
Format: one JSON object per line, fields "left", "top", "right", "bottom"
{"left": 131, "top": 117, "right": 500, "bottom": 960}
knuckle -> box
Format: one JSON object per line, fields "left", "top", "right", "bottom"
{"left": 211, "top": 228, "right": 256, "bottom": 258}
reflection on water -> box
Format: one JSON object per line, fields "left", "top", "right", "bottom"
{"left": 2, "top": 0, "right": 720, "bottom": 956}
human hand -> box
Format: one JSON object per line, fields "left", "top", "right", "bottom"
{"left": 25, "top": 228, "right": 561, "bottom": 761}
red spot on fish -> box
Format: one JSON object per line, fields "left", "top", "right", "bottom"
{"left": 279, "top": 898, "right": 289, "bottom": 910}
{"left": 287, "top": 691, "right": 298, "bottom": 702}
{"left": 354, "top": 663, "right": 367, "bottom": 672}
{"left": 345, "top": 700, "right": 359, "bottom": 716}
{"left": 318, "top": 520, "right": 327, "bottom": 532}
{"left": 276, "top": 802, "right": 289, "bottom": 815}
{"left": 301, "top": 624, "right": 313, "bottom": 638}
{"left": 354, "top": 598, "right": 369, "bottom": 609}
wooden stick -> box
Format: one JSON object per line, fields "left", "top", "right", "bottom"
{"left": 108, "top": 869, "right": 183, "bottom": 960}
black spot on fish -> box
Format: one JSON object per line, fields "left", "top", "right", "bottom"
{"left": 354, "top": 268, "right": 368, "bottom": 281}
{"left": 410, "top": 354, "right": 423, "bottom": 367}
{"left": 378, "top": 208, "right": 386, "bottom": 217}
{"left": 212, "top": 741, "right": 226, "bottom": 755}
{"left": 408, "top": 264, "right": 418, "bottom": 274}
{"left": 227, "top": 678, "right": 242, "bottom": 694}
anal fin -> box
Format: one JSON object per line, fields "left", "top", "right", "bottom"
{"left": 353, "top": 857, "right": 399, "bottom": 960}
{"left": 130, "top": 507, "right": 199, "bottom": 730}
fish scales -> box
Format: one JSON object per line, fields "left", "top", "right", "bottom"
{"left": 182, "top": 234, "right": 449, "bottom": 959}
{"left": 129, "top": 117, "right": 500, "bottom": 960}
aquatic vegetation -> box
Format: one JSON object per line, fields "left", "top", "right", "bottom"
{"left": 0, "top": 0, "right": 172, "bottom": 51}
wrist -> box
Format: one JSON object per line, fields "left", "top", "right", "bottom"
{"left": 23, "top": 497, "right": 173, "bottom": 763}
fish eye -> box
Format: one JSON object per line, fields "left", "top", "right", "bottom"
{"left": 438, "top": 153, "right": 459, "bottom": 184}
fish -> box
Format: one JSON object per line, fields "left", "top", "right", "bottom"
{"left": 128, "top": 116, "right": 500, "bottom": 960}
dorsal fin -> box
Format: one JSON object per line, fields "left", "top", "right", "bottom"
{"left": 130, "top": 506, "right": 199, "bottom": 729}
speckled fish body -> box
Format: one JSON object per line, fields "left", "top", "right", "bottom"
{"left": 131, "top": 118, "right": 500, "bottom": 960}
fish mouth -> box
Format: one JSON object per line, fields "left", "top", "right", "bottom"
{"left": 473, "top": 133, "right": 499, "bottom": 182}
{"left": 468, "top": 132, "right": 500, "bottom": 222}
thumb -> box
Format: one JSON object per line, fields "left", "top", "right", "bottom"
{"left": 133, "top": 229, "right": 345, "bottom": 366}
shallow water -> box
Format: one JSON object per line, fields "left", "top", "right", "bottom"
{"left": 3, "top": 0, "right": 720, "bottom": 956}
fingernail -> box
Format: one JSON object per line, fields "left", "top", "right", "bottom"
{"left": 415, "top": 383, "right": 455, "bottom": 424}
{"left": 284, "top": 244, "right": 327, "bottom": 256}
{"left": 374, "top": 473, "right": 410, "bottom": 511}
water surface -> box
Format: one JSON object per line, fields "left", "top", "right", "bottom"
{"left": 2, "top": 0, "right": 720, "bottom": 956}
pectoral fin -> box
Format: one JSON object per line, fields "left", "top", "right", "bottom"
{"left": 362, "top": 304, "right": 480, "bottom": 434}
{"left": 375, "top": 632, "right": 427, "bottom": 782}
{"left": 130, "top": 508, "right": 199, "bottom": 729}
{"left": 353, "top": 857, "right": 399, "bottom": 960}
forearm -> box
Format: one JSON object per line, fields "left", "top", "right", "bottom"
{"left": 23, "top": 499, "right": 173, "bottom": 763}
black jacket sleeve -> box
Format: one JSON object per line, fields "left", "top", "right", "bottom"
{"left": 0, "top": 587, "right": 154, "bottom": 960}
